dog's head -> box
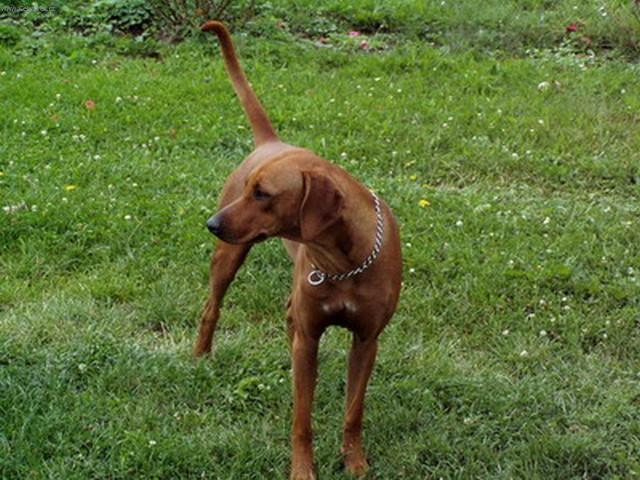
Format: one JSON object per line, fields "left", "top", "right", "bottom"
{"left": 206, "top": 157, "right": 344, "bottom": 244}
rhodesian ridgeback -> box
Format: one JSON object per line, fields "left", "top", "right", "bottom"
{"left": 194, "top": 21, "right": 402, "bottom": 479}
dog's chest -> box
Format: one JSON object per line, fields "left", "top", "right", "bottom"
{"left": 321, "top": 298, "right": 359, "bottom": 316}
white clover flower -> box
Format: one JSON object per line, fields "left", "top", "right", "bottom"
{"left": 538, "top": 81, "right": 551, "bottom": 91}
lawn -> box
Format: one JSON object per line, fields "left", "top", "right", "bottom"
{"left": 1, "top": 1, "right": 639, "bottom": 478}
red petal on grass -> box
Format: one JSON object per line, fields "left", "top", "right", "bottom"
{"left": 348, "top": 31, "right": 361, "bottom": 37}
{"left": 566, "top": 23, "right": 578, "bottom": 32}
{"left": 85, "top": 100, "right": 96, "bottom": 110}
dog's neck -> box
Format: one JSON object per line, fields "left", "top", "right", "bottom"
{"left": 302, "top": 190, "right": 380, "bottom": 277}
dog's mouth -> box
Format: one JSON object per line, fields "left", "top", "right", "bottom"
{"left": 221, "top": 232, "right": 269, "bottom": 245}
{"left": 212, "top": 223, "right": 271, "bottom": 244}
{"left": 252, "top": 233, "right": 268, "bottom": 243}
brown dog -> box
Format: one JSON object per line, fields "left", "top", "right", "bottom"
{"left": 194, "top": 21, "right": 402, "bottom": 480}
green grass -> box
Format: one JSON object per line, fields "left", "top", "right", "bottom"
{"left": 274, "top": 0, "right": 640, "bottom": 58}
{"left": 1, "top": 2, "right": 640, "bottom": 479}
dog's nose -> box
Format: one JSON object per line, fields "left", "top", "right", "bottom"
{"left": 206, "top": 215, "right": 223, "bottom": 236}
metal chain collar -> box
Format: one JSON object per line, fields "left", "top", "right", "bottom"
{"left": 307, "top": 191, "right": 384, "bottom": 286}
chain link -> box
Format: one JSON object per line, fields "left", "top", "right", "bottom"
{"left": 307, "top": 191, "right": 384, "bottom": 286}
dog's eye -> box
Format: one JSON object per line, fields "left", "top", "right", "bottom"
{"left": 253, "top": 188, "right": 271, "bottom": 200}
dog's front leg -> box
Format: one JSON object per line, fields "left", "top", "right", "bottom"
{"left": 342, "top": 334, "right": 379, "bottom": 476}
{"left": 194, "top": 242, "right": 251, "bottom": 357}
{"left": 290, "top": 329, "right": 320, "bottom": 480}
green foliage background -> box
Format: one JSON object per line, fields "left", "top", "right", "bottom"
{"left": 1, "top": 1, "right": 639, "bottom": 478}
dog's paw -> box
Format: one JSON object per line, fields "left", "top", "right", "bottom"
{"left": 290, "top": 465, "right": 316, "bottom": 480}
{"left": 343, "top": 447, "right": 369, "bottom": 477}
{"left": 192, "top": 345, "right": 211, "bottom": 358}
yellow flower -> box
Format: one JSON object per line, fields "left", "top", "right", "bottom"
{"left": 0, "top": 171, "right": 4, "bottom": 176}
{"left": 64, "top": 184, "right": 78, "bottom": 191}
{"left": 409, "top": 174, "right": 417, "bottom": 181}
{"left": 419, "top": 199, "right": 431, "bottom": 208}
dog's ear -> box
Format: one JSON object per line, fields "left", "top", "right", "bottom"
{"left": 299, "top": 171, "right": 344, "bottom": 241}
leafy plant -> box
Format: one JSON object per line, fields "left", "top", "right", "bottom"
{"left": 69, "top": 0, "right": 153, "bottom": 37}
{"left": 0, "top": 23, "right": 22, "bottom": 46}
{"left": 147, "top": 0, "right": 255, "bottom": 41}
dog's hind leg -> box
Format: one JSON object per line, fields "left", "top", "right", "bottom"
{"left": 194, "top": 241, "right": 251, "bottom": 357}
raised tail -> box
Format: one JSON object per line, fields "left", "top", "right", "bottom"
{"left": 201, "top": 21, "right": 278, "bottom": 146}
